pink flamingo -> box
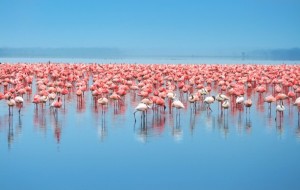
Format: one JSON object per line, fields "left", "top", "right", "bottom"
{"left": 51, "top": 97, "right": 62, "bottom": 118}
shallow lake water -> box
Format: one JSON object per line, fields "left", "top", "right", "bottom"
{"left": 1, "top": 59, "right": 300, "bottom": 190}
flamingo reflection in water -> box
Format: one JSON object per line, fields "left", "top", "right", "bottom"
{"left": 97, "top": 96, "right": 108, "bottom": 142}
{"left": 54, "top": 120, "right": 62, "bottom": 144}
{"left": 7, "top": 116, "right": 14, "bottom": 149}
{"left": 98, "top": 119, "right": 107, "bottom": 142}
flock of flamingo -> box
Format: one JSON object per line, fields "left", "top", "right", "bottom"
{"left": 1, "top": 63, "right": 300, "bottom": 126}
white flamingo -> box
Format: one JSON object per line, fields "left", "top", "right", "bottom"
{"left": 204, "top": 96, "right": 215, "bottom": 112}
{"left": 134, "top": 102, "right": 151, "bottom": 122}
{"left": 7, "top": 96, "right": 16, "bottom": 116}
{"left": 15, "top": 95, "right": 24, "bottom": 114}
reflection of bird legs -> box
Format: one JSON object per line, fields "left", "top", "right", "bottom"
{"left": 207, "top": 104, "right": 212, "bottom": 112}
{"left": 189, "top": 112, "right": 196, "bottom": 135}
{"left": 175, "top": 109, "right": 181, "bottom": 124}
{"left": 8, "top": 116, "right": 14, "bottom": 149}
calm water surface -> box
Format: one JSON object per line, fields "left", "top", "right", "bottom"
{"left": 0, "top": 60, "right": 300, "bottom": 190}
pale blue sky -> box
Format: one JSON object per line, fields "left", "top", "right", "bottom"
{"left": 1, "top": 0, "right": 300, "bottom": 53}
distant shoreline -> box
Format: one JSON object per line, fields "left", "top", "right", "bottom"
{"left": 1, "top": 47, "right": 300, "bottom": 61}
{"left": 0, "top": 57, "right": 299, "bottom": 65}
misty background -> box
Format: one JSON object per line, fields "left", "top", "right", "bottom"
{"left": 0, "top": 47, "right": 300, "bottom": 60}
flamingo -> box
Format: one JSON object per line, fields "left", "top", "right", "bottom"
{"left": 51, "top": 97, "right": 62, "bottom": 118}
{"left": 98, "top": 97, "right": 109, "bottom": 106}
{"left": 216, "top": 93, "right": 229, "bottom": 102}
{"left": 98, "top": 97, "right": 109, "bottom": 114}
{"left": 15, "top": 95, "right": 24, "bottom": 114}
{"left": 171, "top": 100, "right": 185, "bottom": 110}
{"left": 48, "top": 92, "right": 57, "bottom": 105}
{"left": 236, "top": 95, "right": 244, "bottom": 108}
{"left": 293, "top": 97, "right": 300, "bottom": 106}
{"left": 7, "top": 96, "right": 16, "bottom": 116}
{"left": 275, "top": 102, "right": 285, "bottom": 121}
{"left": 198, "top": 88, "right": 209, "bottom": 99}
{"left": 140, "top": 98, "right": 153, "bottom": 108}
{"left": 221, "top": 99, "right": 230, "bottom": 117}
{"left": 167, "top": 91, "right": 176, "bottom": 109}
{"left": 264, "top": 95, "right": 276, "bottom": 110}
{"left": 172, "top": 99, "right": 185, "bottom": 121}
{"left": 204, "top": 96, "right": 215, "bottom": 112}
{"left": 216, "top": 93, "right": 229, "bottom": 110}
{"left": 244, "top": 99, "right": 252, "bottom": 114}
{"left": 222, "top": 100, "right": 230, "bottom": 110}
{"left": 39, "top": 95, "right": 48, "bottom": 107}
{"left": 109, "top": 92, "right": 123, "bottom": 109}
{"left": 155, "top": 97, "right": 166, "bottom": 112}
{"left": 32, "top": 95, "right": 40, "bottom": 109}
{"left": 275, "top": 93, "right": 288, "bottom": 105}
{"left": 76, "top": 88, "right": 83, "bottom": 105}
{"left": 133, "top": 102, "right": 151, "bottom": 123}
{"left": 188, "top": 93, "right": 199, "bottom": 110}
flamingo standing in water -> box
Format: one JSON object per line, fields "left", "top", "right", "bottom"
{"left": 48, "top": 92, "right": 56, "bottom": 105}
{"left": 7, "top": 96, "right": 16, "bottom": 116}
{"left": 216, "top": 93, "right": 229, "bottom": 111}
{"left": 276, "top": 93, "right": 288, "bottom": 105}
{"left": 293, "top": 97, "right": 300, "bottom": 106}
{"left": 76, "top": 88, "right": 83, "bottom": 105}
{"left": 61, "top": 88, "right": 69, "bottom": 106}
{"left": 199, "top": 88, "right": 209, "bottom": 99}
{"left": 221, "top": 99, "right": 230, "bottom": 118}
{"left": 15, "top": 95, "right": 24, "bottom": 114}
{"left": 188, "top": 93, "right": 200, "bottom": 111}
{"left": 167, "top": 91, "right": 176, "bottom": 111}
{"left": 222, "top": 99, "right": 230, "bottom": 110}
{"left": 204, "top": 96, "right": 215, "bottom": 112}
{"left": 32, "top": 95, "right": 40, "bottom": 109}
{"left": 98, "top": 97, "right": 109, "bottom": 114}
{"left": 172, "top": 99, "right": 185, "bottom": 110}
{"left": 172, "top": 99, "right": 185, "bottom": 122}
{"left": 275, "top": 101, "right": 285, "bottom": 121}
{"left": 51, "top": 97, "right": 62, "bottom": 118}
{"left": 236, "top": 95, "right": 244, "bottom": 109}
{"left": 264, "top": 95, "right": 276, "bottom": 110}
{"left": 244, "top": 99, "right": 252, "bottom": 114}
{"left": 134, "top": 102, "right": 151, "bottom": 123}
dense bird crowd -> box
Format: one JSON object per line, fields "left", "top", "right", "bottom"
{"left": 0, "top": 63, "right": 300, "bottom": 122}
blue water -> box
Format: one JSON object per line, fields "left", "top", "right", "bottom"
{"left": 0, "top": 60, "right": 300, "bottom": 190}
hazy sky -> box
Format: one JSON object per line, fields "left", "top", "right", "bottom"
{"left": 1, "top": 0, "right": 300, "bottom": 53}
